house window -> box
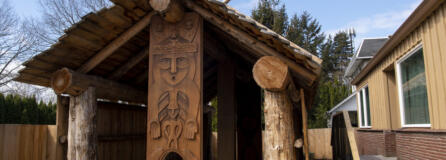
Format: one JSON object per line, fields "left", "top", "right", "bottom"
{"left": 396, "top": 45, "right": 430, "bottom": 127}
{"left": 358, "top": 86, "right": 371, "bottom": 128}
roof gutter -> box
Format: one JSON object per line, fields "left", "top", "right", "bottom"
{"left": 351, "top": 0, "right": 444, "bottom": 85}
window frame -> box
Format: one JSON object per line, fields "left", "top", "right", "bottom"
{"left": 357, "top": 85, "right": 371, "bottom": 128}
{"left": 395, "top": 44, "right": 431, "bottom": 128}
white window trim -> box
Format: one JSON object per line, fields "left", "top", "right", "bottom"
{"left": 357, "top": 85, "right": 371, "bottom": 128}
{"left": 395, "top": 44, "right": 431, "bottom": 128}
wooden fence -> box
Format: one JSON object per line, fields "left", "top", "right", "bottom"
{"left": 0, "top": 124, "right": 57, "bottom": 160}
{"left": 0, "top": 101, "right": 147, "bottom": 160}
{"left": 0, "top": 120, "right": 332, "bottom": 160}
{"left": 308, "top": 128, "right": 332, "bottom": 159}
{"left": 331, "top": 111, "right": 360, "bottom": 160}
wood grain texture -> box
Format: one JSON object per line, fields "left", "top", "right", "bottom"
{"left": 51, "top": 68, "right": 146, "bottom": 104}
{"left": 56, "top": 96, "right": 70, "bottom": 160}
{"left": 147, "top": 13, "right": 203, "bottom": 160}
{"left": 77, "top": 11, "right": 155, "bottom": 73}
{"left": 262, "top": 90, "right": 296, "bottom": 160}
{"left": 308, "top": 129, "right": 332, "bottom": 159}
{"left": 0, "top": 125, "right": 57, "bottom": 160}
{"left": 253, "top": 56, "right": 290, "bottom": 91}
{"left": 300, "top": 89, "right": 309, "bottom": 160}
{"left": 68, "top": 87, "right": 98, "bottom": 160}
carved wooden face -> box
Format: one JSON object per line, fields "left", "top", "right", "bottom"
{"left": 156, "top": 53, "right": 192, "bottom": 85}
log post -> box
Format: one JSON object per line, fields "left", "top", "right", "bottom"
{"left": 149, "top": 0, "right": 184, "bottom": 23}
{"left": 56, "top": 96, "right": 69, "bottom": 160}
{"left": 217, "top": 58, "right": 236, "bottom": 160}
{"left": 51, "top": 68, "right": 146, "bottom": 104}
{"left": 253, "top": 56, "right": 296, "bottom": 160}
{"left": 67, "top": 87, "right": 98, "bottom": 160}
{"left": 300, "top": 89, "right": 309, "bottom": 160}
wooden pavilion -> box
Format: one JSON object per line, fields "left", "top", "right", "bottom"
{"left": 14, "top": 0, "right": 322, "bottom": 159}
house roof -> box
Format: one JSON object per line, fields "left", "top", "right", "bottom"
{"left": 327, "top": 93, "right": 357, "bottom": 114}
{"left": 357, "top": 38, "right": 388, "bottom": 58}
{"left": 352, "top": 0, "right": 444, "bottom": 85}
{"left": 14, "top": 0, "right": 321, "bottom": 103}
{"left": 344, "top": 38, "right": 388, "bottom": 78}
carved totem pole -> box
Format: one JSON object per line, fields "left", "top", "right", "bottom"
{"left": 147, "top": 13, "right": 203, "bottom": 160}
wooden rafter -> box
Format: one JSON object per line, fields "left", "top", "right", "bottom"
{"left": 184, "top": 0, "right": 317, "bottom": 85}
{"left": 77, "top": 11, "right": 156, "bottom": 73}
{"left": 108, "top": 47, "right": 149, "bottom": 80}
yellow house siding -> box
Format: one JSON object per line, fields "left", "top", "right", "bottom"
{"left": 356, "top": 3, "right": 446, "bottom": 130}
{"left": 421, "top": 4, "right": 446, "bottom": 129}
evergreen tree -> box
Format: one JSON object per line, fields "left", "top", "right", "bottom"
{"left": 320, "top": 30, "right": 356, "bottom": 81}
{"left": 286, "top": 11, "right": 325, "bottom": 56}
{"left": 250, "top": 2, "right": 355, "bottom": 128}
{"left": 252, "top": 0, "right": 288, "bottom": 35}
{"left": 310, "top": 30, "right": 356, "bottom": 128}
{"left": 0, "top": 94, "right": 56, "bottom": 124}
{"left": 0, "top": 93, "right": 5, "bottom": 123}
{"left": 309, "top": 79, "right": 350, "bottom": 128}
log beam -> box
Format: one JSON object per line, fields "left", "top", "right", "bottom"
{"left": 51, "top": 68, "right": 146, "bottom": 104}
{"left": 253, "top": 56, "right": 296, "bottom": 160}
{"left": 108, "top": 47, "right": 149, "bottom": 80}
{"left": 77, "top": 11, "right": 156, "bottom": 73}
{"left": 68, "top": 87, "right": 98, "bottom": 160}
{"left": 149, "top": 0, "right": 184, "bottom": 23}
{"left": 184, "top": 0, "right": 317, "bottom": 85}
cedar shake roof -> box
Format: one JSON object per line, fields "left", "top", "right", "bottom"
{"left": 15, "top": 0, "right": 322, "bottom": 103}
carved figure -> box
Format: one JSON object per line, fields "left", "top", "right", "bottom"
{"left": 147, "top": 13, "right": 202, "bottom": 160}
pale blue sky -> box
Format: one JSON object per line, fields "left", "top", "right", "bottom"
{"left": 9, "top": 0, "right": 421, "bottom": 48}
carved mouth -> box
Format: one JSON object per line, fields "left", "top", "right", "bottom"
{"left": 172, "top": 76, "right": 176, "bottom": 80}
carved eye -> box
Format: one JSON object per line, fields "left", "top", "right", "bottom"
{"left": 176, "top": 57, "right": 189, "bottom": 68}
{"left": 158, "top": 58, "right": 171, "bottom": 69}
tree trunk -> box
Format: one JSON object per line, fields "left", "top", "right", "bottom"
{"left": 253, "top": 56, "right": 296, "bottom": 160}
{"left": 263, "top": 90, "right": 296, "bottom": 160}
{"left": 67, "top": 87, "right": 98, "bottom": 160}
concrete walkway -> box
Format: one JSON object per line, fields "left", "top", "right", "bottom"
{"left": 360, "top": 155, "right": 397, "bottom": 160}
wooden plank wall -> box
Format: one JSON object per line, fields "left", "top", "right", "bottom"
{"left": 96, "top": 102, "right": 147, "bottom": 160}
{"left": 308, "top": 128, "right": 332, "bottom": 160}
{"left": 0, "top": 124, "right": 57, "bottom": 160}
{"left": 0, "top": 101, "right": 147, "bottom": 160}
{"left": 357, "top": 2, "right": 446, "bottom": 130}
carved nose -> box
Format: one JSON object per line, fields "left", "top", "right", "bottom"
{"left": 170, "top": 61, "right": 177, "bottom": 73}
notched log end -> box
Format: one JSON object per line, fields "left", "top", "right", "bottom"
{"left": 51, "top": 68, "right": 72, "bottom": 95}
